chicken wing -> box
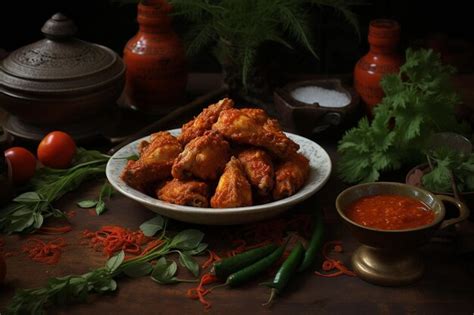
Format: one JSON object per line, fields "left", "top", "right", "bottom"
{"left": 178, "top": 98, "right": 234, "bottom": 145}
{"left": 172, "top": 130, "right": 231, "bottom": 181}
{"left": 272, "top": 152, "right": 310, "bottom": 200}
{"left": 157, "top": 178, "right": 209, "bottom": 207}
{"left": 212, "top": 108, "right": 299, "bottom": 158}
{"left": 237, "top": 148, "right": 274, "bottom": 196}
{"left": 211, "top": 157, "right": 252, "bottom": 208}
{"left": 121, "top": 131, "right": 182, "bottom": 192}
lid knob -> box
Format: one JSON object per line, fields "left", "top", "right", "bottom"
{"left": 41, "top": 13, "right": 77, "bottom": 40}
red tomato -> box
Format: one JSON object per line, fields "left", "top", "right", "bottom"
{"left": 0, "top": 255, "right": 5, "bottom": 284}
{"left": 4, "top": 147, "right": 36, "bottom": 184}
{"left": 37, "top": 131, "right": 77, "bottom": 169}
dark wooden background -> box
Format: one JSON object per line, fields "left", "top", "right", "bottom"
{"left": 1, "top": 0, "right": 473, "bottom": 75}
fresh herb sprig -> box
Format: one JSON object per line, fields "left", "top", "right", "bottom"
{"left": 7, "top": 217, "right": 206, "bottom": 314}
{"left": 422, "top": 148, "right": 474, "bottom": 193}
{"left": 0, "top": 148, "right": 110, "bottom": 233}
{"left": 338, "top": 48, "right": 468, "bottom": 183}
{"left": 77, "top": 181, "right": 115, "bottom": 215}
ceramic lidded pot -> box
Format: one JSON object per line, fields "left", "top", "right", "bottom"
{"left": 0, "top": 13, "right": 125, "bottom": 139}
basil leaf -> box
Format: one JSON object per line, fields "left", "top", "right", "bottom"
{"left": 122, "top": 262, "right": 153, "bottom": 278}
{"left": 95, "top": 201, "right": 106, "bottom": 216}
{"left": 169, "top": 229, "right": 204, "bottom": 250}
{"left": 77, "top": 200, "right": 98, "bottom": 209}
{"left": 106, "top": 251, "right": 125, "bottom": 272}
{"left": 178, "top": 252, "right": 199, "bottom": 277}
{"left": 33, "top": 213, "right": 44, "bottom": 229}
{"left": 13, "top": 192, "right": 42, "bottom": 203}
{"left": 184, "top": 243, "right": 208, "bottom": 256}
{"left": 139, "top": 215, "right": 164, "bottom": 237}
{"left": 151, "top": 257, "right": 178, "bottom": 284}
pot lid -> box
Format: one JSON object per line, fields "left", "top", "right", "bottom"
{"left": 0, "top": 13, "right": 125, "bottom": 94}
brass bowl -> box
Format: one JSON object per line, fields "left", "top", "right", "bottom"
{"left": 336, "top": 182, "right": 469, "bottom": 286}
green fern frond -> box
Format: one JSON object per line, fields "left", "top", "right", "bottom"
{"left": 241, "top": 47, "right": 256, "bottom": 88}
{"left": 185, "top": 22, "right": 215, "bottom": 56}
{"left": 276, "top": 5, "right": 318, "bottom": 59}
{"left": 308, "top": 0, "right": 362, "bottom": 38}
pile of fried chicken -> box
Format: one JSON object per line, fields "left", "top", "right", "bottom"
{"left": 121, "top": 98, "right": 310, "bottom": 208}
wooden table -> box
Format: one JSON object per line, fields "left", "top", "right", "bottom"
{"left": 1, "top": 132, "right": 474, "bottom": 314}
{"left": 2, "top": 73, "right": 474, "bottom": 314}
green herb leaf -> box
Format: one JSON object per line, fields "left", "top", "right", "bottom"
{"left": 122, "top": 261, "right": 153, "bottom": 278}
{"left": 106, "top": 251, "right": 125, "bottom": 272}
{"left": 151, "top": 257, "right": 178, "bottom": 284}
{"left": 113, "top": 154, "right": 139, "bottom": 161}
{"left": 184, "top": 243, "right": 208, "bottom": 256}
{"left": 77, "top": 200, "right": 98, "bottom": 209}
{"left": 95, "top": 200, "right": 106, "bottom": 216}
{"left": 169, "top": 229, "right": 204, "bottom": 250}
{"left": 178, "top": 251, "right": 200, "bottom": 277}
{"left": 139, "top": 215, "right": 165, "bottom": 237}
{"left": 13, "top": 192, "right": 42, "bottom": 203}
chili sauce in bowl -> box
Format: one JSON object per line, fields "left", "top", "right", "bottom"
{"left": 345, "top": 195, "right": 435, "bottom": 230}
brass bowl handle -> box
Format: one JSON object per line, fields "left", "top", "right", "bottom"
{"left": 436, "top": 194, "right": 470, "bottom": 229}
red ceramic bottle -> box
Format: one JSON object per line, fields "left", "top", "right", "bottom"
{"left": 354, "top": 19, "right": 402, "bottom": 114}
{"left": 124, "top": 0, "right": 187, "bottom": 115}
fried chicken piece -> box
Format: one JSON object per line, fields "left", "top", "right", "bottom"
{"left": 157, "top": 178, "right": 209, "bottom": 207}
{"left": 172, "top": 130, "right": 231, "bottom": 181}
{"left": 237, "top": 148, "right": 274, "bottom": 196}
{"left": 211, "top": 157, "right": 253, "bottom": 208}
{"left": 178, "top": 98, "right": 234, "bottom": 145}
{"left": 240, "top": 108, "right": 269, "bottom": 125}
{"left": 212, "top": 108, "right": 299, "bottom": 158}
{"left": 272, "top": 152, "right": 310, "bottom": 200}
{"left": 121, "top": 132, "right": 183, "bottom": 192}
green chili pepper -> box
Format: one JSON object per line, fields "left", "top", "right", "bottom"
{"left": 212, "top": 244, "right": 277, "bottom": 279}
{"left": 298, "top": 211, "right": 324, "bottom": 272}
{"left": 225, "top": 245, "right": 285, "bottom": 287}
{"left": 264, "top": 242, "right": 305, "bottom": 306}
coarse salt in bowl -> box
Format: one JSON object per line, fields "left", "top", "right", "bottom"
{"left": 291, "top": 86, "right": 351, "bottom": 108}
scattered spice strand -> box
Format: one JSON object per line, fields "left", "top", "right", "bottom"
{"left": 186, "top": 273, "right": 219, "bottom": 310}
{"left": 66, "top": 210, "right": 77, "bottom": 218}
{"left": 202, "top": 250, "right": 221, "bottom": 269}
{"left": 37, "top": 225, "right": 73, "bottom": 235}
{"left": 82, "top": 226, "right": 150, "bottom": 257}
{"left": 314, "top": 240, "right": 356, "bottom": 278}
{"left": 22, "top": 238, "right": 66, "bottom": 265}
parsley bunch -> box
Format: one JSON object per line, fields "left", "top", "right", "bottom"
{"left": 338, "top": 48, "right": 468, "bottom": 183}
{"left": 423, "top": 148, "right": 474, "bottom": 193}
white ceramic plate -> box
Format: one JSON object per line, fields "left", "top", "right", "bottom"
{"left": 106, "top": 129, "right": 332, "bottom": 225}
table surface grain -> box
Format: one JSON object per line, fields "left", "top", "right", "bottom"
{"left": 1, "top": 135, "right": 474, "bottom": 315}
{"left": 2, "top": 73, "right": 474, "bottom": 314}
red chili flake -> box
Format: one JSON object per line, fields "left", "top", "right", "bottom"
{"left": 22, "top": 238, "right": 66, "bottom": 265}
{"left": 81, "top": 226, "right": 150, "bottom": 257}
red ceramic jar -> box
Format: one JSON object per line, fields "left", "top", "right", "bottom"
{"left": 124, "top": 0, "right": 187, "bottom": 115}
{"left": 354, "top": 19, "right": 402, "bottom": 115}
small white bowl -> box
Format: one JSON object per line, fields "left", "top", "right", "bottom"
{"left": 106, "top": 129, "right": 332, "bottom": 225}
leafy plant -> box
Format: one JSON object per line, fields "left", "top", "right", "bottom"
{"left": 422, "top": 148, "right": 474, "bottom": 193}
{"left": 6, "top": 217, "right": 206, "bottom": 314}
{"left": 114, "top": 0, "right": 360, "bottom": 90}
{"left": 0, "top": 148, "right": 110, "bottom": 233}
{"left": 77, "top": 181, "right": 115, "bottom": 215}
{"left": 338, "top": 48, "right": 468, "bottom": 183}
